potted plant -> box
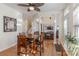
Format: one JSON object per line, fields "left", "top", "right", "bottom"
{"left": 65, "top": 34, "right": 78, "bottom": 48}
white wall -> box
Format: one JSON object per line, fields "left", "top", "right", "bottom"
{"left": 22, "top": 14, "right": 28, "bottom": 34}
{"left": 32, "top": 12, "right": 55, "bottom": 32}
{"left": 58, "top": 12, "right": 64, "bottom": 44}
{"left": 0, "top": 4, "right": 23, "bottom": 52}
{"left": 22, "top": 13, "right": 38, "bottom": 34}
{"left": 32, "top": 20, "right": 39, "bottom": 33}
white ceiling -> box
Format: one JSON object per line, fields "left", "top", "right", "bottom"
{"left": 39, "top": 3, "right": 66, "bottom": 11}
{"left": 4, "top": 3, "right": 67, "bottom": 14}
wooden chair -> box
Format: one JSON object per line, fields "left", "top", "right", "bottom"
{"left": 17, "top": 33, "right": 27, "bottom": 56}
{"left": 40, "top": 32, "right": 44, "bottom": 54}
{"left": 27, "top": 34, "right": 38, "bottom": 56}
{"left": 29, "top": 39, "right": 37, "bottom": 55}
{"left": 28, "top": 34, "right": 40, "bottom": 56}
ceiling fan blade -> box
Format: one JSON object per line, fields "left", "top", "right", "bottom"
{"left": 18, "top": 4, "right": 30, "bottom": 7}
{"left": 34, "top": 7, "right": 40, "bottom": 11}
{"left": 31, "top": 3, "right": 44, "bottom": 7}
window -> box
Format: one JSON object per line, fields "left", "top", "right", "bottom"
{"left": 73, "top": 6, "right": 79, "bottom": 39}
{"left": 64, "top": 18, "right": 67, "bottom": 36}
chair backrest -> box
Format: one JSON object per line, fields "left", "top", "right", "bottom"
{"left": 40, "top": 32, "right": 44, "bottom": 42}
{"left": 17, "top": 34, "right": 26, "bottom": 47}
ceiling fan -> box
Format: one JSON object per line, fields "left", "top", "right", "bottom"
{"left": 18, "top": 3, "right": 44, "bottom": 12}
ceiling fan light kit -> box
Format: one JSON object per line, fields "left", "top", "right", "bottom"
{"left": 18, "top": 3, "right": 44, "bottom": 12}
{"left": 29, "top": 6, "right": 35, "bottom": 11}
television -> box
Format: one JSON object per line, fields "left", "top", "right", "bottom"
{"left": 47, "top": 26, "right": 53, "bottom": 30}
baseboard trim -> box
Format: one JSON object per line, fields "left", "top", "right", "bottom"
{"left": 0, "top": 43, "right": 17, "bottom": 52}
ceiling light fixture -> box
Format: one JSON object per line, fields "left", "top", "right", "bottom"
{"left": 29, "top": 6, "right": 34, "bottom": 11}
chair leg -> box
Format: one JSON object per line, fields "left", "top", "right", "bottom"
{"left": 25, "top": 46, "right": 27, "bottom": 55}
{"left": 17, "top": 45, "right": 21, "bottom": 56}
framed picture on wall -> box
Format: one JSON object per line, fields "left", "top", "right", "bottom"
{"left": 3, "top": 16, "right": 17, "bottom": 32}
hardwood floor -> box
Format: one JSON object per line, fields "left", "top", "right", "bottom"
{"left": 43, "top": 40, "right": 57, "bottom": 56}
{"left": 0, "top": 39, "right": 61, "bottom": 56}
{"left": 0, "top": 45, "right": 17, "bottom": 56}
